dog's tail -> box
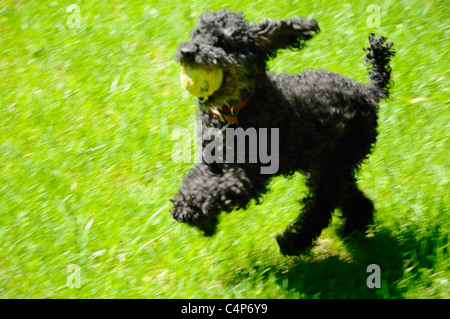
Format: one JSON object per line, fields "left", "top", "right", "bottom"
{"left": 364, "top": 33, "right": 395, "bottom": 101}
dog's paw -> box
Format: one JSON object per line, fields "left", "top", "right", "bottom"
{"left": 276, "top": 230, "right": 312, "bottom": 256}
{"left": 171, "top": 203, "right": 218, "bottom": 237}
{"left": 171, "top": 199, "right": 201, "bottom": 222}
{"left": 342, "top": 216, "right": 374, "bottom": 237}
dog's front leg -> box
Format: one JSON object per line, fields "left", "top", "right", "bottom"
{"left": 171, "top": 163, "right": 263, "bottom": 235}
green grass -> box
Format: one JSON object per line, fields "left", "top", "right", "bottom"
{"left": 0, "top": 0, "right": 448, "bottom": 298}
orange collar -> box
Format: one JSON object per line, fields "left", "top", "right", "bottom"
{"left": 210, "top": 94, "right": 253, "bottom": 124}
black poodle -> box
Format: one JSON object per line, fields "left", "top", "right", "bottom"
{"left": 171, "top": 9, "right": 395, "bottom": 256}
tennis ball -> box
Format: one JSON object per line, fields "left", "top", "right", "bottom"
{"left": 180, "top": 65, "right": 223, "bottom": 99}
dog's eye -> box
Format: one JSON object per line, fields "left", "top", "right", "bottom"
{"left": 216, "top": 34, "right": 234, "bottom": 50}
{"left": 217, "top": 37, "right": 227, "bottom": 47}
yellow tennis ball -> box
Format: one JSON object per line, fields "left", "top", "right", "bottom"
{"left": 180, "top": 65, "right": 223, "bottom": 98}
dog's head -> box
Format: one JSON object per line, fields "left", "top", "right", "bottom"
{"left": 175, "top": 9, "right": 320, "bottom": 107}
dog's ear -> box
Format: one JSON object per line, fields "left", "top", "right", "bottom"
{"left": 251, "top": 17, "right": 320, "bottom": 57}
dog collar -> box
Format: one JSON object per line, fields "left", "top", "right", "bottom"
{"left": 210, "top": 94, "right": 253, "bottom": 124}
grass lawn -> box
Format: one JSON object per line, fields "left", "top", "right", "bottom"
{"left": 0, "top": 0, "right": 448, "bottom": 298}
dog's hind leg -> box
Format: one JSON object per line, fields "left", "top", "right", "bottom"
{"left": 340, "top": 177, "right": 374, "bottom": 235}
{"left": 276, "top": 169, "right": 342, "bottom": 256}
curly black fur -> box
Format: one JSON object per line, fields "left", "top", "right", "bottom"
{"left": 171, "top": 9, "right": 395, "bottom": 255}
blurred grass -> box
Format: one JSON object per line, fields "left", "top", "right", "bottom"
{"left": 0, "top": 0, "right": 448, "bottom": 298}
